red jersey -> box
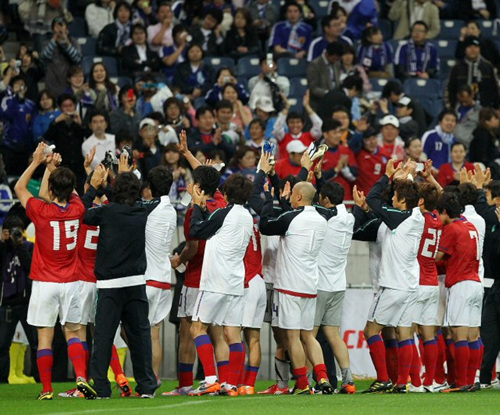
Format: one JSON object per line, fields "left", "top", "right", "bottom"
{"left": 321, "top": 146, "right": 357, "bottom": 201}
{"left": 76, "top": 222, "right": 99, "bottom": 283}
{"left": 274, "top": 157, "right": 302, "bottom": 178}
{"left": 244, "top": 222, "right": 263, "bottom": 288}
{"left": 417, "top": 211, "right": 443, "bottom": 286}
{"left": 437, "top": 162, "right": 475, "bottom": 187}
{"left": 183, "top": 191, "right": 227, "bottom": 288}
{"left": 278, "top": 133, "right": 315, "bottom": 159}
{"left": 355, "top": 147, "right": 389, "bottom": 193}
{"left": 438, "top": 217, "right": 481, "bottom": 288}
{"left": 26, "top": 194, "right": 85, "bottom": 283}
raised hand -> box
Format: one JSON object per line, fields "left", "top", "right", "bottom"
{"left": 84, "top": 146, "right": 97, "bottom": 173}
{"left": 353, "top": 185, "right": 368, "bottom": 211}
{"left": 192, "top": 184, "right": 207, "bottom": 208}
{"left": 300, "top": 150, "right": 313, "bottom": 170}
{"left": 91, "top": 164, "right": 108, "bottom": 189}
{"left": 259, "top": 151, "right": 272, "bottom": 174}
{"left": 385, "top": 159, "right": 398, "bottom": 178}
{"left": 118, "top": 152, "right": 133, "bottom": 173}
{"left": 33, "top": 142, "right": 49, "bottom": 166}
{"left": 177, "top": 129, "right": 189, "bottom": 153}
{"left": 281, "top": 181, "right": 291, "bottom": 201}
{"left": 47, "top": 152, "right": 62, "bottom": 172}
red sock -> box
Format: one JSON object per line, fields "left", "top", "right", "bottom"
{"left": 237, "top": 342, "right": 246, "bottom": 386}
{"left": 67, "top": 338, "right": 86, "bottom": 380}
{"left": 228, "top": 343, "right": 245, "bottom": 386}
{"left": 243, "top": 365, "right": 259, "bottom": 387}
{"left": 292, "top": 367, "right": 309, "bottom": 390}
{"left": 194, "top": 335, "right": 217, "bottom": 378}
{"left": 410, "top": 343, "right": 422, "bottom": 387}
{"left": 435, "top": 333, "right": 446, "bottom": 384}
{"left": 454, "top": 340, "right": 470, "bottom": 387}
{"left": 37, "top": 349, "right": 53, "bottom": 393}
{"left": 313, "top": 364, "right": 329, "bottom": 381}
{"left": 384, "top": 338, "right": 399, "bottom": 384}
{"left": 467, "top": 341, "right": 481, "bottom": 385}
{"left": 423, "top": 339, "right": 438, "bottom": 387}
{"left": 217, "top": 360, "right": 229, "bottom": 383}
{"left": 445, "top": 339, "right": 456, "bottom": 385}
{"left": 368, "top": 335, "right": 390, "bottom": 382}
{"left": 81, "top": 341, "right": 89, "bottom": 380}
{"left": 178, "top": 363, "right": 193, "bottom": 388}
{"left": 110, "top": 345, "right": 124, "bottom": 377}
{"left": 396, "top": 339, "right": 414, "bottom": 386}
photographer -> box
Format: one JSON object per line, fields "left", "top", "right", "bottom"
{"left": 205, "top": 67, "right": 249, "bottom": 108}
{"left": 81, "top": 110, "right": 116, "bottom": 170}
{"left": 136, "top": 118, "right": 164, "bottom": 178}
{"left": 0, "top": 215, "right": 37, "bottom": 384}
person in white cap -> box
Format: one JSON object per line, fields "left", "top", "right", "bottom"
{"left": 136, "top": 118, "right": 163, "bottom": 177}
{"left": 396, "top": 96, "right": 419, "bottom": 141}
{"left": 378, "top": 114, "right": 405, "bottom": 161}
{"left": 274, "top": 140, "right": 308, "bottom": 178}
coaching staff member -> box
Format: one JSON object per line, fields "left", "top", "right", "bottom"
{"left": 82, "top": 161, "right": 158, "bottom": 399}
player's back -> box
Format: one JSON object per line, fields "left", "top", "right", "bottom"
{"left": 244, "top": 222, "right": 263, "bottom": 287}
{"left": 462, "top": 205, "right": 486, "bottom": 279}
{"left": 417, "top": 211, "right": 442, "bottom": 286}
{"left": 76, "top": 221, "right": 99, "bottom": 283}
{"left": 26, "top": 194, "right": 85, "bottom": 283}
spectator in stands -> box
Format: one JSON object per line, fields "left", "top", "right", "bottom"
{"left": 161, "top": 143, "right": 193, "bottom": 213}
{"left": 245, "top": 96, "right": 279, "bottom": 141}
{"left": 223, "top": 8, "right": 261, "bottom": 61}
{"left": 394, "top": 21, "right": 439, "bottom": 81}
{"left": 86, "top": 0, "right": 115, "bottom": 38}
{"left": 389, "top": 0, "right": 440, "bottom": 40}
{"left": 248, "top": 54, "right": 290, "bottom": 111}
{"left": 17, "top": 49, "right": 44, "bottom": 103}
{"left": 134, "top": 74, "right": 156, "bottom": 118}
{"left": 220, "top": 145, "right": 258, "bottom": 183}
{"left": 378, "top": 115, "right": 406, "bottom": 160}
{"left": 280, "top": 0, "right": 317, "bottom": 30}
{"left": 81, "top": 110, "right": 116, "bottom": 168}
{"left": 341, "top": 0, "right": 379, "bottom": 40}
{"left": 249, "top": 0, "right": 279, "bottom": 49}
{"left": 43, "top": 94, "right": 86, "bottom": 189}
{"left": 274, "top": 140, "right": 307, "bottom": 178}
{"left": 159, "top": 24, "right": 189, "bottom": 83}
{"left": 109, "top": 85, "right": 141, "bottom": 142}
{"left": 89, "top": 62, "right": 119, "bottom": 112}
{"left": 332, "top": 105, "right": 353, "bottom": 146}
{"left": 65, "top": 66, "right": 96, "bottom": 121}
{"left": 396, "top": 96, "right": 420, "bottom": 141}
{"left": 206, "top": 0, "right": 234, "bottom": 34}
{"left": 404, "top": 136, "right": 425, "bottom": 164}
{"left": 437, "top": 142, "right": 475, "bottom": 187}
{"left": 205, "top": 67, "right": 250, "bottom": 108}
{"left": 357, "top": 26, "right": 394, "bottom": 78}
{"left": 121, "top": 23, "right": 161, "bottom": 78}
{"left": 454, "top": 85, "right": 481, "bottom": 145}
{"left": 307, "top": 15, "right": 352, "bottom": 62}
{"left": 163, "top": 97, "right": 192, "bottom": 134}
{"left": 456, "top": 20, "right": 500, "bottom": 71}
{"left": 32, "top": 89, "right": 60, "bottom": 142}
{"left": 320, "top": 118, "right": 358, "bottom": 200}
{"left": 97, "top": 1, "right": 133, "bottom": 57}
{"left": 269, "top": 1, "right": 312, "bottom": 59}
{"left": 0, "top": 76, "right": 36, "bottom": 176}
{"left": 136, "top": 117, "right": 163, "bottom": 177}
{"left": 212, "top": 99, "right": 241, "bottom": 146}
{"left": 246, "top": 118, "right": 267, "bottom": 149}
{"left": 318, "top": 76, "right": 363, "bottom": 124}
{"left": 433, "top": 0, "right": 457, "bottom": 19}
{"left": 146, "top": 1, "right": 174, "bottom": 53}
{"left": 448, "top": 35, "right": 500, "bottom": 109}
{"left": 355, "top": 128, "right": 390, "bottom": 193}
{"left": 172, "top": 43, "right": 215, "bottom": 101}
{"left": 469, "top": 107, "right": 500, "bottom": 178}
{"left": 131, "top": 0, "right": 158, "bottom": 27}
{"left": 307, "top": 41, "right": 344, "bottom": 111}
{"left": 190, "top": 8, "right": 224, "bottom": 57}
{"left": 422, "top": 109, "right": 458, "bottom": 170}
{"left": 339, "top": 44, "right": 371, "bottom": 93}
{"left": 40, "top": 17, "right": 82, "bottom": 98}
{"left": 23, "top": 0, "right": 66, "bottom": 52}
{"left": 456, "top": 0, "right": 497, "bottom": 21}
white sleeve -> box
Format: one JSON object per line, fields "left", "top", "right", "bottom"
{"left": 309, "top": 112, "right": 323, "bottom": 139}
{"left": 272, "top": 112, "right": 287, "bottom": 141}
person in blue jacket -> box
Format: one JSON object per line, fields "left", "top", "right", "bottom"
{"left": 32, "top": 89, "right": 61, "bottom": 142}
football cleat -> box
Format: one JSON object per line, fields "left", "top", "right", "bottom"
{"left": 310, "top": 144, "right": 329, "bottom": 162}
{"left": 339, "top": 382, "right": 356, "bottom": 394}
{"left": 468, "top": 383, "right": 480, "bottom": 392}
{"left": 433, "top": 381, "right": 449, "bottom": 392}
{"left": 239, "top": 385, "right": 255, "bottom": 395}
{"left": 189, "top": 381, "right": 221, "bottom": 396}
{"left": 293, "top": 385, "right": 313, "bottom": 395}
{"left": 116, "top": 373, "right": 132, "bottom": 397}
{"left": 362, "top": 380, "right": 393, "bottom": 394}
{"left": 58, "top": 388, "right": 84, "bottom": 398}
{"left": 408, "top": 384, "right": 424, "bottom": 393}
{"left": 220, "top": 384, "right": 238, "bottom": 397}
{"left": 480, "top": 383, "right": 491, "bottom": 389}
{"left": 140, "top": 393, "right": 155, "bottom": 398}
{"left": 162, "top": 386, "right": 193, "bottom": 396}
{"left": 77, "top": 377, "right": 97, "bottom": 400}
{"left": 423, "top": 384, "right": 435, "bottom": 393}
{"left": 258, "top": 384, "right": 289, "bottom": 395}
{"left": 440, "top": 385, "right": 471, "bottom": 393}
{"left": 37, "top": 391, "right": 53, "bottom": 400}
{"left": 317, "top": 378, "right": 334, "bottom": 395}
{"left": 388, "top": 384, "right": 409, "bottom": 394}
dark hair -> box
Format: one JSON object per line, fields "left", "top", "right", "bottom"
{"left": 393, "top": 179, "right": 419, "bottom": 209}
{"left": 451, "top": 142, "right": 467, "bottom": 152}
{"left": 249, "top": 118, "right": 266, "bottom": 131}
{"left": 215, "top": 99, "right": 233, "bottom": 112}
{"left": 320, "top": 182, "right": 344, "bottom": 205}
{"left": 457, "top": 84, "right": 473, "bottom": 95}
{"left": 382, "top": 80, "right": 403, "bottom": 99}
{"left": 466, "top": 20, "right": 481, "bottom": 32}
{"left": 228, "top": 145, "right": 257, "bottom": 169}
{"left": 89, "top": 109, "right": 109, "bottom": 124}
{"left": 173, "top": 24, "right": 189, "bottom": 44}
{"left": 204, "top": 8, "right": 223, "bottom": 25}
{"left": 89, "top": 62, "right": 117, "bottom": 94}
{"left": 285, "top": 1, "right": 302, "bottom": 14}
{"left": 342, "top": 43, "right": 356, "bottom": 57}
{"left": 117, "top": 84, "right": 136, "bottom": 106}
{"left": 51, "top": 16, "right": 67, "bottom": 30}
{"left": 223, "top": 174, "right": 253, "bottom": 205}
{"left": 192, "top": 166, "right": 220, "bottom": 197}
{"left": 148, "top": 165, "right": 173, "bottom": 198}
{"left": 232, "top": 8, "right": 252, "bottom": 32}
{"left": 485, "top": 180, "right": 500, "bottom": 198}
{"left": 187, "top": 43, "right": 204, "bottom": 60}
{"left": 113, "top": 1, "right": 132, "bottom": 20}
{"left": 329, "top": 2, "right": 347, "bottom": 18}
{"left": 131, "top": 23, "right": 147, "bottom": 37}
{"left": 321, "top": 15, "right": 337, "bottom": 31}
{"left": 326, "top": 41, "right": 344, "bottom": 57}
{"left": 439, "top": 109, "right": 458, "bottom": 123}
{"left": 286, "top": 111, "right": 304, "bottom": 124}
{"left": 48, "top": 167, "right": 76, "bottom": 203}
{"left": 405, "top": 136, "right": 421, "bottom": 149}
{"left": 38, "top": 89, "right": 56, "bottom": 111}
{"left": 322, "top": 118, "right": 342, "bottom": 132}
{"left": 437, "top": 192, "right": 461, "bottom": 218}
{"left": 216, "top": 66, "right": 236, "bottom": 79}
{"left": 67, "top": 65, "right": 84, "bottom": 80}
{"left": 362, "top": 26, "right": 382, "bottom": 46}
{"left": 479, "top": 107, "right": 499, "bottom": 130}
{"left": 221, "top": 83, "right": 238, "bottom": 98}
{"left": 148, "top": 111, "right": 165, "bottom": 124}
{"left": 112, "top": 172, "right": 141, "bottom": 206}
{"left": 195, "top": 105, "right": 214, "bottom": 119}
{"left": 332, "top": 105, "right": 351, "bottom": 120}
{"left": 9, "top": 75, "right": 26, "bottom": 89}
{"left": 342, "top": 75, "right": 363, "bottom": 92}
{"left": 163, "top": 97, "right": 185, "bottom": 118}
{"left": 418, "top": 182, "right": 439, "bottom": 211}
{"left": 458, "top": 182, "right": 478, "bottom": 207}
{"left": 57, "top": 93, "right": 77, "bottom": 107}
{"left": 208, "top": 149, "right": 227, "bottom": 164}
{"left": 412, "top": 20, "right": 429, "bottom": 32}
{"left": 3, "top": 215, "right": 26, "bottom": 232}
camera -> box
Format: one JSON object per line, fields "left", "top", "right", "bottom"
{"left": 10, "top": 227, "right": 23, "bottom": 243}
{"left": 122, "top": 145, "right": 134, "bottom": 167}
{"left": 222, "top": 76, "right": 231, "bottom": 84}
{"left": 101, "top": 150, "right": 118, "bottom": 174}
{"left": 266, "top": 53, "right": 274, "bottom": 68}
{"left": 15, "top": 60, "right": 21, "bottom": 69}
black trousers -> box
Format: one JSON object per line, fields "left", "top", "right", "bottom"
{"left": 91, "top": 284, "right": 157, "bottom": 397}
{"left": 317, "top": 327, "right": 337, "bottom": 389}
{"left": 480, "top": 282, "right": 500, "bottom": 384}
{"left": 0, "top": 304, "right": 38, "bottom": 383}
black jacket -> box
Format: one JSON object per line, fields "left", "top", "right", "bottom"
{"left": 173, "top": 61, "right": 215, "bottom": 95}
{"left": 455, "top": 37, "right": 500, "bottom": 71}
{"left": 0, "top": 240, "right": 33, "bottom": 306}
{"left": 97, "top": 22, "right": 131, "bottom": 57}
{"left": 190, "top": 26, "right": 221, "bottom": 57}
{"left": 187, "top": 128, "right": 235, "bottom": 159}
{"left": 223, "top": 28, "right": 261, "bottom": 60}
{"left": 469, "top": 127, "right": 500, "bottom": 178}
{"left": 120, "top": 44, "right": 161, "bottom": 78}
{"left": 475, "top": 189, "right": 499, "bottom": 280}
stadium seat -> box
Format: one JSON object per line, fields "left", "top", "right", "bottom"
{"left": 287, "top": 96, "right": 304, "bottom": 114}
{"left": 277, "top": 58, "right": 308, "bottom": 77}
{"left": 378, "top": 19, "right": 393, "bottom": 40}
{"left": 403, "top": 78, "right": 442, "bottom": 100}
{"left": 237, "top": 56, "right": 261, "bottom": 78}
{"left": 69, "top": 17, "right": 87, "bottom": 38}
{"left": 479, "top": 20, "right": 494, "bottom": 37}
{"left": 439, "top": 20, "right": 462, "bottom": 39}
{"left": 237, "top": 76, "right": 248, "bottom": 91}
{"left": 77, "top": 37, "right": 96, "bottom": 56}
{"left": 110, "top": 76, "right": 133, "bottom": 88}
{"left": 439, "top": 58, "right": 456, "bottom": 81}
{"left": 203, "top": 57, "right": 235, "bottom": 74}
{"left": 432, "top": 39, "right": 457, "bottom": 58}
{"left": 289, "top": 77, "right": 308, "bottom": 97}
{"left": 82, "top": 56, "right": 119, "bottom": 77}
{"left": 310, "top": 0, "right": 330, "bottom": 19}
{"left": 389, "top": 39, "right": 407, "bottom": 55}
{"left": 369, "top": 78, "right": 398, "bottom": 92}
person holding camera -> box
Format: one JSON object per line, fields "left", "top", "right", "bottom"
{"left": 0, "top": 215, "right": 37, "bottom": 384}
{"left": 121, "top": 23, "right": 162, "bottom": 79}
{"left": 82, "top": 110, "right": 116, "bottom": 170}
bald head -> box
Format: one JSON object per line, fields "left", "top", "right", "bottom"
{"left": 291, "top": 181, "right": 316, "bottom": 208}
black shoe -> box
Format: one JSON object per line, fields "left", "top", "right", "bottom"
{"left": 468, "top": 383, "right": 480, "bottom": 392}
{"left": 362, "top": 380, "right": 393, "bottom": 394}
{"left": 388, "top": 384, "right": 408, "bottom": 394}
{"left": 316, "top": 378, "right": 334, "bottom": 395}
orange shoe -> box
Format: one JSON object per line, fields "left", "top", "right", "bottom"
{"left": 339, "top": 382, "right": 356, "bottom": 394}
{"left": 189, "top": 381, "right": 221, "bottom": 396}
{"left": 221, "top": 384, "right": 238, "bottom": 397}
{"left": 116, "top": 373, "right": 131, "bottom": 397}
{"left": 242, "top": 386, "right": 255, "bottom": 395}
{"left": 238, "top": 386, "right": 246, "bottom": 395}
{"left": 258, "top": 384, "right": 289, "bottom": 395}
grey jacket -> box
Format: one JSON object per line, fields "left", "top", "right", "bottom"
{"left": 389, "top": 0, "right": 441, "bottom": 40}
{"left": 307, "top": 54, "right": 341, "bottom": 110}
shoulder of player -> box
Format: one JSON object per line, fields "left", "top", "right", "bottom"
{"left": 314, "top": 204, "right": 337, "bottom": 220}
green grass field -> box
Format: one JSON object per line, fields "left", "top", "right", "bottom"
{"left": 1, "top": 381, "right": 500, "bottom": 415}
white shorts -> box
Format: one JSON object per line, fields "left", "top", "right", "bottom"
{"left": 444, "top": 280, "right": 483, "bottom": 327}
{"left": 367, "top": 287, "right": 418, "bottom": 328}
{"left": 242, "top": 276, "right": 267, "bottom": 329}
{"left": 27, "top": 280, "right": 81, "bottom": 327}
{"left": 192, "top": 290, "right": 243, "bottom": 327}
{"left": 79, "top": 281, "right": 97, "bottom": 325}
{"left": 436, "top": 275, "right": 447, "bottom": 327}
{"left": 272, "top": 291, "right": 316, "bottom": 331}
{"left": 177, "top": 285, "right": 199, "bottom": 318}
{"left": 146, "top": 284, "right": 173, "bottom": 326}
{"left": 413, "top": 285, "right": 440, "bottom": 326}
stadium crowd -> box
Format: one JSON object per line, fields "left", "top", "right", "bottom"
{"left": 1, "top": 0, "right": 500, "bottom": 400}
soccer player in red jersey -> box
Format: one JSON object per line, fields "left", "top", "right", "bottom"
{"left": 436, "top": 192, "right": 483, "bottom": 393}
{"left": 14, "top": 143, "right": 95, "bottom": 400}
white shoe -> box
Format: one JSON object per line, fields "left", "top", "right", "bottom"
{"left": 408, "top": 384, "right": 424, "bottom": 393}
{"left": 491, "top": 378, "right": 499, "bottom": 386}
{"left": 433, "top": 381, "right": 449, "bottom": 392}
{"left": 423, "top": 385, "right": 435, "bottom": 393}
{"left": 162, "top": 386, "right": 193, "bottom": 396}
{"left": 480, "top": 383, "right": 491, "bottom": 389}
